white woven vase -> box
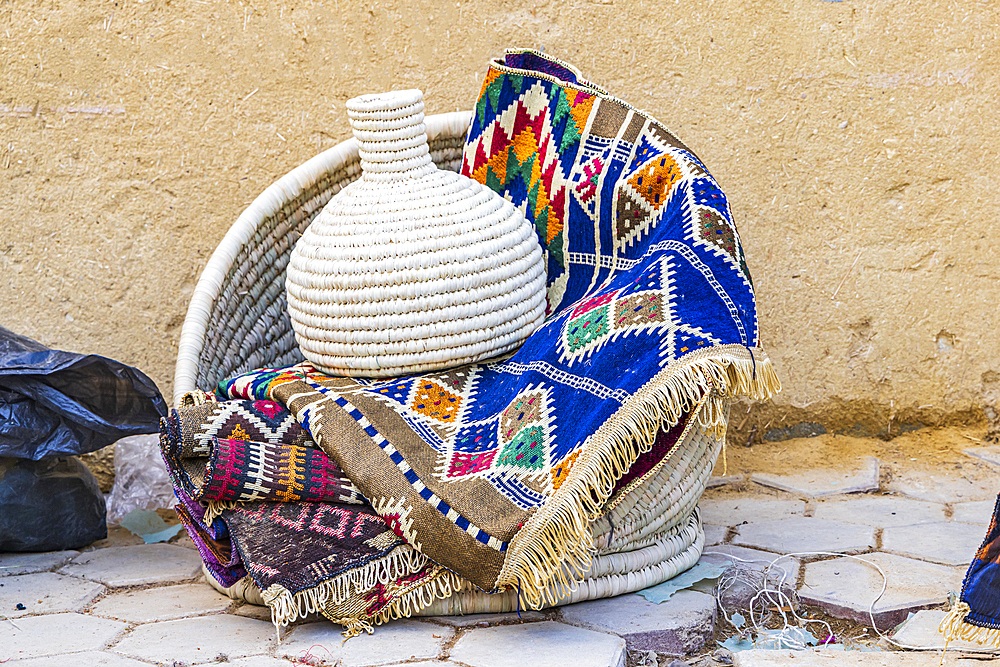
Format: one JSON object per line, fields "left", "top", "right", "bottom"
{"left": 286, "top": 90, "right": 546, "bottom": 378}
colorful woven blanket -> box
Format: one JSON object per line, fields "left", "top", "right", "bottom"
{"left": 162, "top": 398, "right": 460, "bottom": 635}
{"left": 941, "top": 494, "right": 1000, "bottom": 648}
{"left": 211, "top": 49, "right": 777, "bottom": 614}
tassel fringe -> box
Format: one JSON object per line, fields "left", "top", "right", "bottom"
{"left": 495, "top": 344, "right": 779, "bottom": 608}
{"left": 260, "top": 544, "right": 430, "bottom": 631}
{"left": 326, "top": 566, "right": 466, "bottom": 638}
{"left": 939, "top": 601, "right": 1000, "bottom": 649}
{"left": 203, "top": 500, "right": 240, "bottom": 526}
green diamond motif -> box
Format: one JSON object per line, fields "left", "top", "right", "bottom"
{"left": 566, "top": 305, "right": 610, "bottom": 353}
{"left": 496, "top": 426, "right": 546, "bottom": 471}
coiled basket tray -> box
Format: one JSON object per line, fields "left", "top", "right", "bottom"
{"left": 172, "top": 111, "right": 724, "bottom": 614}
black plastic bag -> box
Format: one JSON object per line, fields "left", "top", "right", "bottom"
{"left": 0, "top": 456, "right": 108, "bottom": 551}
{"left": 0, "top": 326, "right": 168, "bottom": 460}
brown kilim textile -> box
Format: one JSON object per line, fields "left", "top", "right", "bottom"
{"left": 161, "top": 400, "right": 461, "bottom": 635}
{"left": 220, "top": 501, "right": 458, "bottom": 635}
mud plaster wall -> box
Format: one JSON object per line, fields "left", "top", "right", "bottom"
{"left": 3, "top": 0, "right": 998, "bottom": 464}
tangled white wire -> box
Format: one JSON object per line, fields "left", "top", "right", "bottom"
{"left": 703, "top": 549, "right": 998, "bottom": 654}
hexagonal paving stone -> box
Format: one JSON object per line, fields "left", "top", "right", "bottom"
{"left": 0, "top": 612, "right": 127, "bottom": 661}
{"left": 812, "top": 495, "right": 946, "bottom": 529}
{"left": 952, "top": 499, "right": 996, "bottom": 526}
{"left": 882, "top": 522, "right": 984, "bottom": 566}
{"left": 112, "top": 614, "right": 277, "bottom": 663}
{"left": 425, "top": 611, "right": 546, "bottom": 627}
{"left": 732, "top": 517, "right": 875, "bottom": 555}
{"left": 0, "top": 550, "right": 79, "bottom": 577}
{"left": 699, "top": 498, "right": 806, "bottom": 527}
{"left": 11, "top": 651, "right": 152, "bottom": 666}
{"left": 700, "top": 543, "right": 801, "bottom": 584}
{"left": 90, "top": 582, "right": 233, "bottom": 622}
{"left": 558, "top": 590, "right": 715, "bottom": 655}
{"left": 234, "top": 600, "right": 283, "bottom": 621}
{"left": 704, "top": 524, "right": 728, "bottom": 546}
{"left": 280, "top": 618, "right": 453, "bottom": 666}
{"left": 732, "top": 648, "right": 971, "bottom": 666}
{"left": 891, "top": 609, "right": 993, "bottom": 651}
{"left": 887, "top": 469, "right": 996, "bottom": 504}
{"left": 798, "top": 552, "right": 964, "bottom": 629}
{"left": 751, "top": 457, "right": 879, "bottom": 497}
{"left": 450, "top": 621, "right": 626, "bottom": 667}
{"left": 227, "top": 657, "right": 304, "bottom": 667}
{"left": 0, "top": 572, "right": 105, "bottom": 617}
{"left": 59, "top": 543, "right": 203, "bottom": 587}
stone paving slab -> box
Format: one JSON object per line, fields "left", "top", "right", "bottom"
{"left": 732, "top": 648, "right": 986, "bottom": 666}
{"left": 112, "top": 614, "right": 277, "bottom": 664}
{"left": 425, "top": 610, "right": 546, "bottom": 627}
{"left": 90, "top": 582, "right": 233, "bottom": 622}
{"left": 704, "top": 523, "right": 728, "bottom": 546}
{"left": 952, "top": 499, "right": 995, "bottom": 526}
{"left": 892, "top": 609, "right": 998, "bottom": 652}
{"left": 882, "top": 522, "right": 982, "bottom": 566}
{"left": 751, "top": 457, "right": 879, "bottom": 497}
{"left": 449, "top": 620, "right": 626, "bottom": 667}
{"left": 963, "top": 445, "right": 1000, "bottom": 467}
{"left": 733, "top": 517, "right": 875, "bottom": 555}
{"left": 0, "top": 612, "right": 127, "bottom": 661}
{"left": 701, "top": 543, "right": 801, "bottom": 583}
{"left": 0, "top": 572, "right": 105, "bottom": 618}
{"left": 812, "top": 496, "right": 946, "bottom": 529}
{"left": 226, "top": 658, "right": 301, "bottom": 667}
{"left": 280, "top": 618, "right": 453, "bottom": 666}
{"left": 8, "top": 650, "right": 152, "bottom": 666}
{"left": 0, "top": 550, "right": 79, "bottom": 577}
{"left": 798, "top": 552, "right": 964, "bottom": 629}
{"left": 886, "top": 470, "right": 996, "bottom": 504}
{"left": 59, "top": 543, "right": 203, "bottom": 586}
{"left": 558, "top": 590, "right": 715, "bottom": 655}
{"left": 699, "top": 498, "right": 806, "bottom": 526}
{"left": 233, "top": 600, "right": 315, "bottom": 624}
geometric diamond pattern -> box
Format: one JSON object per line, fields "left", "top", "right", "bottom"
{"left": 410, "top": 380, "right": 462, "bottom": 424}
{"left": 696, "top": 207, "right": 739, "bottom": 260}
{"left": 496, "top": 426, "right": 546, "bottom": 471}
{"left": 566, "top": 305, "right": 611, "bottom": 353}
{"left": 500, "top": 391, "right": 545, "bottom": 442}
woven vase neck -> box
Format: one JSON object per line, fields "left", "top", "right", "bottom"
{"left": 346, "top": 89, "right": 434, "bottom": 182}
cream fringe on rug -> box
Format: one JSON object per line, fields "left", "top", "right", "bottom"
{"left": 939, "top": 601, "right": 1000, "bottom": 650}
{"left": 496, "top": 344, "right": 779, "bottom": 609}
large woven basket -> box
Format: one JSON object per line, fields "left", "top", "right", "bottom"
{"left": 174, "top": 111, "right": 723, "bottom": 613}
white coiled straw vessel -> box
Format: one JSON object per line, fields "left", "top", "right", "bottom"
{"left": 286, "top": 89, "right": 547, "bottom": 377}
